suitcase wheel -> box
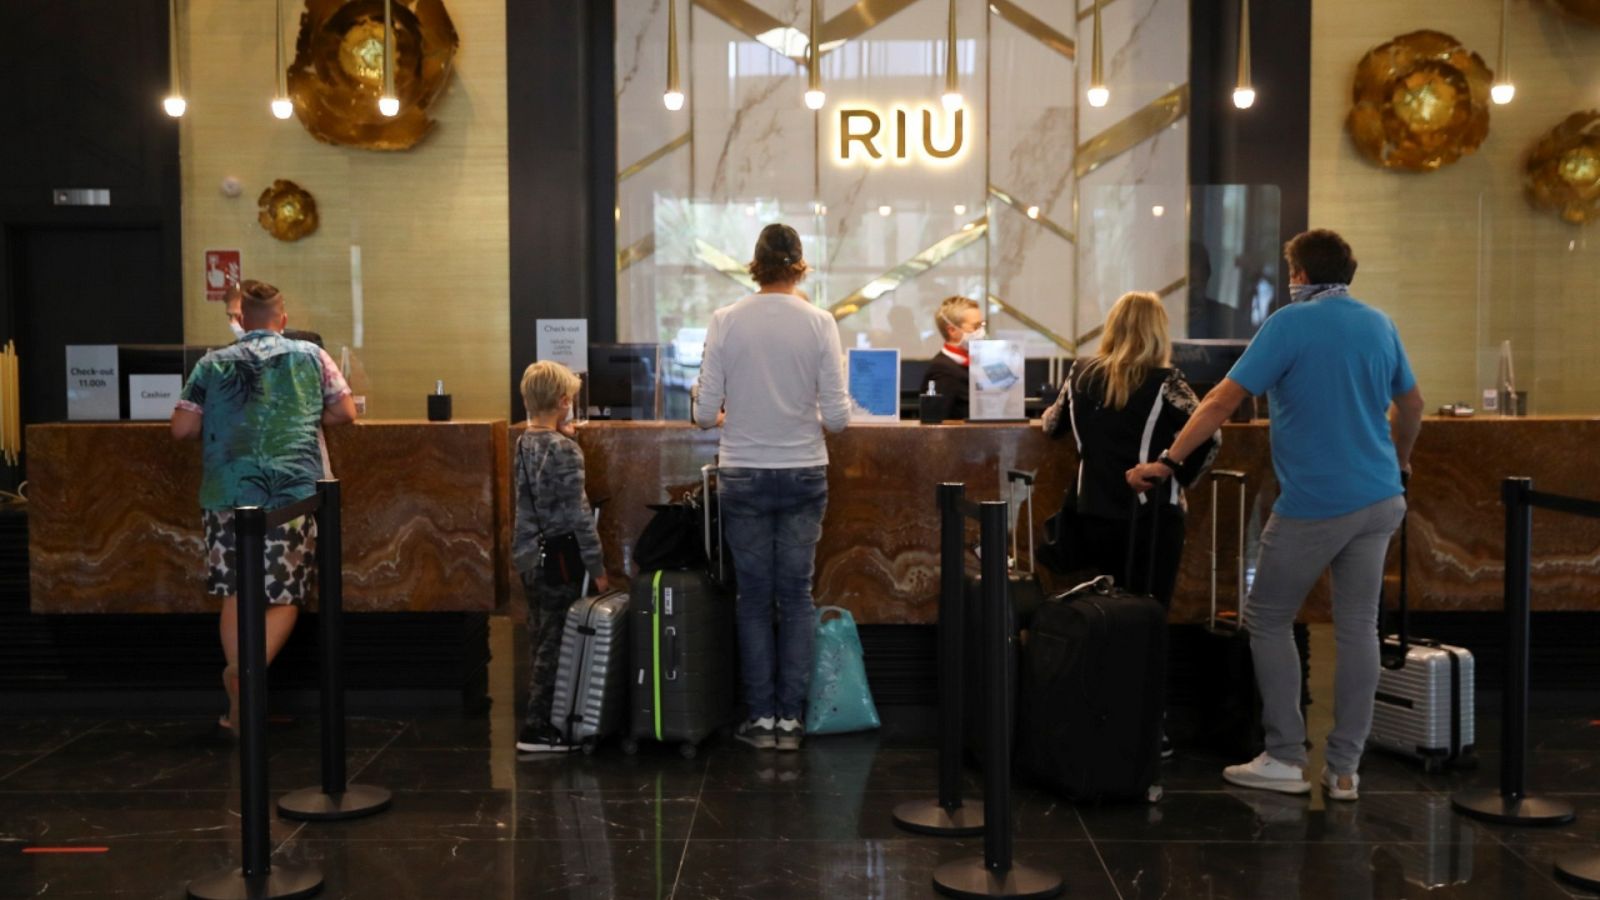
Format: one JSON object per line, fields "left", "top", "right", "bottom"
{"left": 1146, "top": 784, "right": 1164, "bottom": 804}
{"left": 621, "top": 739, "right": 639, "bottom": 757}
{"left": 679, "top": 741, "right": 698, "bottom": 760}
{"left": 580, "top": 740, "right": 598, "bottom": 757}
{"left": 1422, "top": 757, "right": 1444, "bottom": 775}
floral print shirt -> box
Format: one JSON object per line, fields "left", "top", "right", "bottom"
{"left": 177, "top": 331, "right": 350, "bottom": 511}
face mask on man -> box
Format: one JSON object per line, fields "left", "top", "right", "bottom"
{"left": 228, "top": 320, "right": 247, "bottom": 339}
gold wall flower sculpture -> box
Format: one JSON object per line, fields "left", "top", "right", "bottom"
{"left": 286, "top": 0, "right": 460, "bottom": 151}
{"left": 258, "top": 180, "right": 320, "bottom": 241}
{"left": 1525, "top": 111, "right": 1600, "bottom": 224}
{"left": 1346, "top": 30, "right": 1493, "bottom": 171}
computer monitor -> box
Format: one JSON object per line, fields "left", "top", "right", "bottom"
{"left": 586, "top": 343, "right": 661, "bottom": 420}
{"left": 1171, "top": 339, "right": 1249, "bottom": 397}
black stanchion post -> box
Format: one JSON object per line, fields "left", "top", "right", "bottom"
{"left": 1451, "top": 477, "right": 1574, "bottom": 827}
{"left": 932, "top": 501, "right": 1061, "bottom": 899}
{"left": 894, "top": 483, "right": 984, "bottom": 836}
{"left": 280, "top": 480, "right": 392, "bottom": 821}
{"left": 189, "top": 507, "right": 323, "bottom": 900}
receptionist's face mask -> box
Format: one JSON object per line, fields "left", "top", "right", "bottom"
{"left": 942, "top": 313, "right": 986, "bottom": 347}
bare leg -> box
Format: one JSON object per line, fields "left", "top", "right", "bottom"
{"left": 219, "top": 598, "right": 300, "bottom": 730}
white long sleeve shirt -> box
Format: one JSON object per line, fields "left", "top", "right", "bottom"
{"left": 693, "top": 291, "right": 851, "bottom": 468}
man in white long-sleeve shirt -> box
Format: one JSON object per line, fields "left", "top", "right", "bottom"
{"left": 695, "top": 223, "right": 851, "bottom": 751}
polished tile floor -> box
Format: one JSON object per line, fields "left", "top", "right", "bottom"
{"left": 3, "top": 622, "right": 1600, "bottom": 899}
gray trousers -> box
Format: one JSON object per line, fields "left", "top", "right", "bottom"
{"left": 1247, "top": 494, "right": 1406, "bottom": 774}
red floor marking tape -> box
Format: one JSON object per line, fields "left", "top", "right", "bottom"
{"left": 22, "top": 847, "right": 109, "bottom": 854}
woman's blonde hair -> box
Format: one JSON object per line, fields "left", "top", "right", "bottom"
{"left": 1082, "top": 291, "right": 1171, "bottom": 410}
{"left": 520, "top": 360, "right": 582, "bottom": 416}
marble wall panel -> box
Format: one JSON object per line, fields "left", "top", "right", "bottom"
{"left": 29, "top": 422, "right": 511, "bottom": 614}
{"left": 1075, "top": 0, "right": 1188, "bottom": 135}
{"left": 833, "top": 230, "right": 987, "bottom": 360}
{"left": 617, "top": 0, "right": 693, "bottom": 174}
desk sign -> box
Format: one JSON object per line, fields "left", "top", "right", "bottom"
{"left": 968, "top": 340, "right": 1026, "bottom": 421}
{"left": 536, "top": 319, "right": 588, "bottom": 373}
{"left": 129, "top": 374, "right": 183, "bottom": 420}
{"left": 66, "top": 345, "right": 119, "bottom": 420}
{"left": 847, "top": 348, "right": 900, "bottom": 422}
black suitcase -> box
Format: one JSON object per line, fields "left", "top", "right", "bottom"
{"left": 623, "top": 568, "right": 735, "bottom": 759}
{"left": 1170, "top": 470, "right": 1310, "bottom": 758}
{"left": 1015, "top": 502, "right": 1168, "bottom": 802}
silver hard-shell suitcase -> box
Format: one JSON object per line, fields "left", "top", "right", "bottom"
{"left": 1368, "top": 489, "right": 1476, "bottom": 771}
{"left": 551, "top": 589, "right": 631, "bottom": 753}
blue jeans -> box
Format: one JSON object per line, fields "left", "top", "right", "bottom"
{"left": 718, "top": 466, "right": 829, "bottom": 721}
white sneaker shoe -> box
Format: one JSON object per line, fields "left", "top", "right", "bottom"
{"left": 1222, "top": 753, "right": 1311, "bottom": 795}
{"left": 1322, "top": 767, "right": 1359, "bottom": 801}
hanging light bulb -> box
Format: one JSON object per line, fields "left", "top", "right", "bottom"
{"left": 941, "top": 0, "right": 962, "bottom": 112}
{"left": 803, "top": 0, "right": 825, "bottom": 109}
{"left": 1085, "top": 0, "right": 1108, "bottom": 108}
{"left": 1232, "top": 0, "right": 1255, "bottom": 109}
{"left": 164, "top": 0, "right": 186, "bottom": 117}
{"left": 271, "top": 0, "right": 293, "bottom": 118}
{"left": 664, "top": 0, "right": 685, "bottom": 110}
{"left": 378, "top": 0, "right": 399, "bottom": 117}
{"left": 1491, "top": 0, "right": 1515, "bottom": 105}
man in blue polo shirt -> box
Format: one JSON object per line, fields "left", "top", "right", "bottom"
{"left": 1128, "top": 229, "right": 1425, "bottom": 801}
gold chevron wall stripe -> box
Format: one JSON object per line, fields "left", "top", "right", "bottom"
{"left": 693, "top": 239, "right": 760, "bottom": 291}
{"left": 618, "top": 132, "right": 691, "bottom": 183}
{"left": 617, "top": 233, "right": 656, "bottom": 272}
{"left": 989, "top": 185, "right": 1076, "bottom": 244}
{"left": 1156, "top": 275, "right": 1188, "bottom": 298}
{"left": 987, "top": 294, "right": 1075, "bottom": 353}
{"left": 830, "top": 218, "right": 989, "bottom": 320}
{"left": 989, "top": 0, "right": 1075, "bottom": 59}
{"left": 695, "top": 0, "right": 919, "bottom": 64}
{"left": 1075, "top": 0, "right": 1125, "bottom": 22}
{"left": 1075, "top": 84, "right": 1190, "bottom": 179}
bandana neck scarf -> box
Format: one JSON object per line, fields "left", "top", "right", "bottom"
{"left": 1289, "top": 282, "right": 1349, "bottom": 304}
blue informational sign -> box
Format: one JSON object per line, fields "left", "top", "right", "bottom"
{"left": 847, "top": 348, "right": 901, "bottom": 422}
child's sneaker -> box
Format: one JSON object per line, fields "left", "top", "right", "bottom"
{"left": 516, "top": 724, "right": 575, "bottom": 754}
{"left": 775, "top": 718, "right": 803, "bottom": 751}
{"left": 736, "top": 717, "right": 777, "bottom": 749}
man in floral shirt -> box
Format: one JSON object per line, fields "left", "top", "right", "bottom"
{"left": 170, "top": 280, "right": 356, "bottom": 731}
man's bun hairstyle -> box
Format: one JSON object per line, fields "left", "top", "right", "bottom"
{"left": 747, "top": 223, "right": 809, "bottom": 286}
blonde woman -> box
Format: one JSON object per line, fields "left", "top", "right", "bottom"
{"left": 1042, "top": 291, "right": 1220, "bottom": 606}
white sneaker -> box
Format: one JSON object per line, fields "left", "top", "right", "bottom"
{"left": 1322, "top": 767, "right": 1360, "bottom": 801}
{"left": 1222, "top": 753, "right": 1311, "bottom": 795}
{"left": 775, "top": 718, "right": 803, "bottom": 751}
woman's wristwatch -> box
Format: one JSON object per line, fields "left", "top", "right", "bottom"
{"left": 1156, "top": 449, "right": 1182, "bottom": 473}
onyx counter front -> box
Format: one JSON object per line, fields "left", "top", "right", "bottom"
{"left": 577, "top": 419, "right": 1600, "bottom": 625}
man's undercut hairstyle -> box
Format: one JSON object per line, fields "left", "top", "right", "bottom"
{"left": 239, "top": 279, "right": 285, "bottom": 326}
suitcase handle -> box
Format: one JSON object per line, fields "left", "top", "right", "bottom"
{"left": 702, "top": 463, "right": 727, "bottom": 584}
{"left": 1208, "top": 470, "right": 1248, "bottom": 628}
{"left": 664, "top": 626, "right": 679, "bottom": 681}
{"left": 1006, "top": 469, "right": 1036, "bottom": 576}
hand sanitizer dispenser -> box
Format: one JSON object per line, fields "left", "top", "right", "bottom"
{"left": 427, "top": 379, "right": 453, "bottom": 422}
{"left": 919, "top": 379, "right": 949, "bottom": 424}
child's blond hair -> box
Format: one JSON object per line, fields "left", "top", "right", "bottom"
{"left": 520, "top": 360, "right": 582, "bottom": 417}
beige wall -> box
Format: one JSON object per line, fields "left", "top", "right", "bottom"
{"left": 1310, "top": 1, "right": 1600, "bottom": 413}
{"left": 178, "top": 0, "right": 509, "bottom": 420}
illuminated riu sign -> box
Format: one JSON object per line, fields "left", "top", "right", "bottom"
{"left": 835, "top": 106, "right": 966, "bottom": 165}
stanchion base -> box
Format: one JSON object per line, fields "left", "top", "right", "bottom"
{"left": 277, "top": 783, "right": 392, "bottom": 821}
{"left": 893, "top": 798, "right": 985, "bottom": 836}
{"left": 187, "top": 864, "right": 323, "bottom": 900}
{"left": 933, "top": 858, "right": 1062, "bottom": 899}
{"left": 1450, "top": 789, "right": 1575, "bottom": 826}
{"left": 1555, "top": 851, "right": 1600, "bottom": 890}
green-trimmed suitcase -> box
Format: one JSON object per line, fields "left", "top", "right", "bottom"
{"left": 623, "top": 568, "right": 735, "bottom": 759}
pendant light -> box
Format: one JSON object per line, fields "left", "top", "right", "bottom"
{"left": 271, "top": 0, "right": 293, "bottom": 119}
{"left": 378, "top": 0, "right": 400, "bottom": 117}
{"left": 804, "top": 0, "right": 825, "bottom": 109}
{"left": 1085, "top": 1, "right": 1108, "bottom": 108}
{"left": 163, "top": 0, "right": 187, "bottom": 117}
{"left": 664, "top": 0, "right": 685, "bottom": 110}
{"left": 1491, "top": 0, "right": 1515, "bottom": 105}
{"left": 1232, "top": 0, "right": 1255, "bottom": 109}
{"left": 940, "top": 0, "right": 962, "bottom": 111}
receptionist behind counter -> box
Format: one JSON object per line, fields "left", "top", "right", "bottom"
{"left": 924, "top": 296, "right": 985, "bottom": 420}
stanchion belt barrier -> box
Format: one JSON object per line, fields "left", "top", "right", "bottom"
{"left": 896, "top": 483, "right": 1061, "bottom": 899}
{"left": 189, "top": 479, "right": 390, "bottom": 900}
{"left": 1449, "top": 479, "right": 1600, "bottom": 890}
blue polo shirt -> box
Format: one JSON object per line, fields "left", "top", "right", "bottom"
{"left": 1227, "top": 295, "right": 1416, "bottom": 519}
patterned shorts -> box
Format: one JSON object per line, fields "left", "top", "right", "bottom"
{"left": 202, "top": 510, "right": 317, "bottom": 606}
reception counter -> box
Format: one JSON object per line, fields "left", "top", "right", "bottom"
{"left": 27, "top": 417, "right": 1600, "bottom": 625}
{"left": 27, "top": 420, "right": 511, "bottom": 613}
{"left": 577, "top": 418, "right": 1600, "bottom": 625}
